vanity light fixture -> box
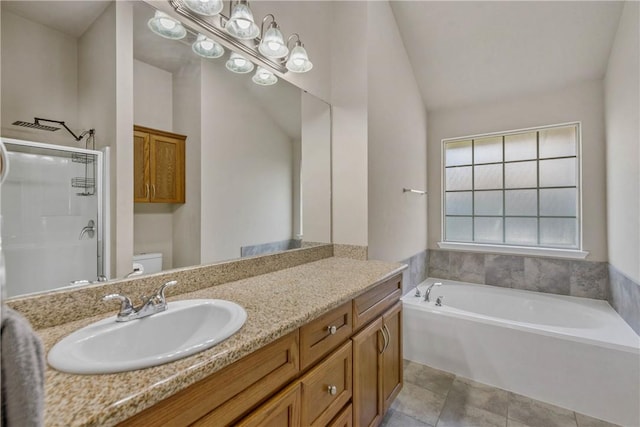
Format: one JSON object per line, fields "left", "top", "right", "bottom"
{"left": 225, "top": 0, "right": 260, "bottom": 40}
{"left": 183, "top": 0, "right": 223, "bottom": 17}
{"left": 252, "top": 66, "right": 277, "bottom": 86}
{"left": 258, "top": 15, "right": 288, "bottom": 59}
{"left": 192, "top": 33, "right": 224, "bottom": 58}
{"left": 168, "top": 0, "right": 314, "bottom": 75}
{"left": 148, "top": 10, "right": 186, "bottom": 40}
{"left": 286, "top": 34, "right": 313, "bottom": 73}
{"left": 225, "top": 52, "right": 255, "bottom": 73}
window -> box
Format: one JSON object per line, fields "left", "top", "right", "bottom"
{"left": 442, "top": 123, "right": 581, "bottom": 250}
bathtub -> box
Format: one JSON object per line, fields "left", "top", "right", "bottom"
{"left": 402, "top": 278, "right": 640, "bottom": 426}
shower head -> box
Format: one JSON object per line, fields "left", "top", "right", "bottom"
{"left": 12, "top": 117, "right": 94, "bottom": 143}
{"left": 12, "top": 119, "right": 60, "bottom": 132}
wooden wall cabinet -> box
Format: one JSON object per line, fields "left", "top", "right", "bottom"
{"left": 134, "top": 125, "right": 185, "bottom": 203}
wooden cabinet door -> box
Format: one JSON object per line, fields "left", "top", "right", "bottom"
{"left": 382, "top": 302, "right": 402, "bottom": 413}
{"left": 237, "top": 383, "right": 301, "bottom": 427}
{"left": 133, "top": 130, "right": 150, "bottom": 202}
{"left": 352, "top": 317, "right": 384, "bottom": 427}
{"left": 149, "top": 134, "right": 184, "bottom": 203}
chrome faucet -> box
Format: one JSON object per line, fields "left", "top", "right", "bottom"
{"left": 424, "top": 282, "right": 442, "bottom": 302}
{"left": 102, "top": 280, "right": 177, "bottom": 322}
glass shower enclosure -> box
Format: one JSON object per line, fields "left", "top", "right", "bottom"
{"left": 0, "top": 138, "right": 108, "bottom": 297}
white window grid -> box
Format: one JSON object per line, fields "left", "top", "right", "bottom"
{"left": 441, "top": 122, "right": 583, "bottom": 250}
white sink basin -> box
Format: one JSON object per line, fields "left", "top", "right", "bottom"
{"left": 48, "top": 299, "right": 247, "bottom": 374}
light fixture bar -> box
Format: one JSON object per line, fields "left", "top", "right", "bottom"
{"left": 168, "top": 0, "right": 287, "bottom": 73}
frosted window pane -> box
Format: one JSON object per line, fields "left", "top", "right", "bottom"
{"left": 474, "top": 164, "right": 502, "bottom": 189}
{"left": 474, "top": 217, "right": 503, "bottom": 243}
{"left": 474, "top": 191, "right": 503, "bottom": 215}
{"left": 505, "top": 132, "right": 536, "bottom": 161}
{"left": 445, "top": 140, "right": 472, "bottom": 166}
{"left": 446, "top": 192, "right": 472, "bottom": 215}
{"left": 540, "top": 218, "right": 578, "bottom": 247}
{"left": 505, "top": 161, "right": 537, "bottom": 188}
{"left": 474, "top": 136, "right": 502, "bottom": 164}
{"left": 446, "top": 217, "right": 472, "bottom": 241}
{"left": 505, "top": 217, "right": 538, "bottom": 245}
{"left": 539, "top": 158, "right": 576, "bottom": 187}
{"left": 540, "top": 188, "right": 577, "bottom": 217}
{"left": 539, "top": 126, "right": 576, "bottom": 158}
{"left": 446, "top": 166, "right": 472, "bottom": 191}
{"left": 505, "top": 190, "right": 537, "bottom": 216}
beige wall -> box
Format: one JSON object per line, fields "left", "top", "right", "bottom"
{"left": 172, "top": 63, "right": 202, "bottom": 269}
{"left": 330, "top": 1, "right": 369, "bottom": 247}
{"left": 200, "top": 60, "right": 294, "bottom": 263}
{"left": 133, "top": 59, "right": 173, "bottom": 131}
{"left": 367, "top": 1, "right": 428, "bottom": 262}
{"left": 427, "top": 80, "right": 608, "bottom": 261}
{"left": 78, "top": 2, "right": 131, "bottom": 279}
{"left": 301, "top": 93, "right": 331, "bottom": 243}
{"left": 605, "top": 1, "right": 640, "bottom": 282}
{"left": 1, "top": 9, "right": 78, "bottom": 147}
{"left": 132, "top": 59, "right": 175, "bottom": 270}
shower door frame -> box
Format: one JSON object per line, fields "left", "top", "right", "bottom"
{"left": 1, "top": 137, "right": 109, "bottom": 289}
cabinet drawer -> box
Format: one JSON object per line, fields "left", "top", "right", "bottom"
{"left": 328, "top": 403, "right": 352, "bottom": 427}
{"left": 353, "top": 274, "right": 402, "bottom": 330}
{"left": 301, "top": 341, "right": 352, "bottom": 427}
{"left": 300, "top": 301, "right": 352, "bottom": 370}
{"left": 236, "top": 383, "right": 301, "bottom": 427}
{"left": 121, "top": 331, "right": 299, "bottom": 427}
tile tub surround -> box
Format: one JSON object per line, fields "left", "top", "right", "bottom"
{"left": 400, "top": 249, "right": 429, "bottom": 295}
{"left": 32, "top": 257, "right": 406, "bottom": 426}
{"left": 240, "top": 238, "right": 302, "bottom": 257}
{"left": 381, "top": 361, "right": 621, "bottom": 427}
{"left": 608, "top": 265, "right": 640, "bottom": 335}
{"left": 427, "top": 249, "right": 609, "bottom": 300}
{"left": 6, "top": 244, "right": 333, "bottom": 330}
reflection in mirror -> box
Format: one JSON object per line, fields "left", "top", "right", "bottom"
{"left": 0, "top": 1, "right": 331, "bottom": 299}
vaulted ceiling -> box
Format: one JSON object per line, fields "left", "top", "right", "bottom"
{"left": 390, "top": 1, "right": 624, "bottom": 112}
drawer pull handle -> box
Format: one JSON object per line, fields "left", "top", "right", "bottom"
{"left": 327, "top": 325, "right": 337, "bottom": 335}
{"left": 381, "top": 325, "right": 390, "bottom": 353}
{"left": 328, "top": 385, "right": 337, "bottom": 395}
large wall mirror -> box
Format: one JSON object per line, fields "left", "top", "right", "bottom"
{"left": 0, "top": 0, "right": 331, "bottom": 298}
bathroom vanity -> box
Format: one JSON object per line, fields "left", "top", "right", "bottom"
{"left": 12, "top": 246, "right": 405, "bottom": 426}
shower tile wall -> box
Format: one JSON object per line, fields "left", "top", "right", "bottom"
{"left": 608, "top": 265, "right": 640, "bottom": 335}
{"left": 427, "top": 249, "right": 608, "bottom": 300}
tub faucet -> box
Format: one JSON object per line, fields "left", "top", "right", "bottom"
{"left": 424, "top": 282, "right": 442, "bottom": 302}
{"left": 102, "top": 280, "right": 177, "bottom": 322}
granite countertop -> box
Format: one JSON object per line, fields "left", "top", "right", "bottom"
{"left": 38, "top": 257, "right": 405, "bottom": 426}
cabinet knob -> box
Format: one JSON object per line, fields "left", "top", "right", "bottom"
{"left": 328, "top": 385, "right": 337, "bottom": 395}
{"left": 327, "top": 325, "right": 337, "bottom": 335}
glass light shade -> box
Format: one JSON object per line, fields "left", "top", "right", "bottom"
{"left": 259, "top": 25, "right": 288, "bottom": 58}
{"left": 184, "top": 0, "right": 223, "bottom": 16}
{"left": 192, "top": 34, "right": 224, "bottom": 58}
{"left": 226, "top": 2, "right": 260, "bottom": 40}
{"left": 225, "top": 52, "right": 254, "bottom": 73}
{"left": 252, "top": 66, "right": 277, "bottom": 85}
{"left": 148, "top": 11, "right": 186, "bottom": 40}
{"left": 286, "top": 44, "right": 313, "bottom": 73}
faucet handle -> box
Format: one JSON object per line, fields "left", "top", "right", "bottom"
{"left": 154, "top": 280, "right": 178, "bottom": 303}
{"left": 102, "top": 293, "right": 134, "bottom": 316}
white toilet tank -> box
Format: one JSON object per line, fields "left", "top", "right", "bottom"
{"left": 132, "top": 252, "right": 163, "bottom": 275}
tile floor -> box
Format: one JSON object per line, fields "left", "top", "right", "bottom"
{"left": 381, "top": 360, "right": 621, "bottom": 427}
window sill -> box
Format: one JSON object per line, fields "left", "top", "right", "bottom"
{"left": 436, "top": 242, "right": 589, "bottom": 260}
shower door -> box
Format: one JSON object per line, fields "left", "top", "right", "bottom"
{"left": 0, "top": 138, "right": 105, "bottom": 297}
